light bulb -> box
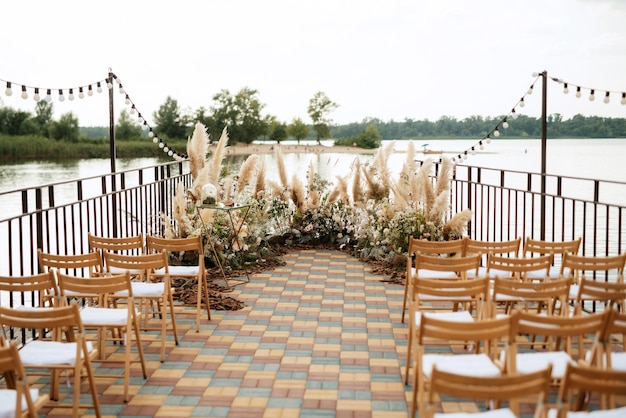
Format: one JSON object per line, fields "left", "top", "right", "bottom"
{"left": 470, "top": 147, "right": 476, "bottom": 155}
{"left": 576, "top": 87, "right": 582, "bottom": 98}
{"left": 88, "top": 85, "right": 94, "bottom": 96}
{"left": 527, "top": 86, "right": 533, "bottom": 95}
{"left": 20, "top": 86, "right": 28, "bottom": 99}
{"left": 130, "top": 106, "right": 135, "bottom": 114}
{"left": 163, "top": 146, "right": 169, "bottom": 152}
{"left": 45, "top": 89, "right": 52, "bottom": 102}
{"left": 589, "top": 90, "right": 595, "bottom": 101}
{"left": 519, "top": 98, "right": 525, "bottom": 108}
{"left": 622, "top": 93, "right": 626, "bottom": 105}
{"left": 142, "top": 122, "right": 148, "bottom": 130}
{"left": 125, "top": 95, "right": 131, "bottom": 105}
{"left": 5, "top": 82, "right": 12, "bottom": 96}
{"left": 563, "top": 83, "right": 569, "bottom": 94}
{"left": 97, "top": 82, "right": 102, "bottom": 93}
{"left": 153, "top": 137, "right": 158, "bottom": 143}
{"left": 168, "top": 150, "right": 174, "bottom": 157}
{"left": 58, "top": 89, "right": 65, "bottom": 102}
{"left": 68, "top": 89, "right": 74, "bottom": 101}
{"left": 79, "top": 87, "right": 84, "bottom": 99}
{"left": 118, "top": 85, "right": 124, "bottom": 94}
{"left": 33, "top": 88, "right": 40, "bottom": 101}
{"left": 502, "top": 121, "right": 509, "bottom": 129}
{"left": 532, "top": 72, "right": 538, "bottom": 77}
{"left": 106, "top": 79, "right": 113, "bottom": 89}
{"left": 603, "top": 92, "right": 610, "bottom": 104}
{"left": 479, "top": 142, "right": 484, "bottom": 150}
{"left": 486, "top": 136, "right": 491, "bottom": 144}
{"left": 148, "top": 130, "right": 154, "bottom": 138}
{"left": 159, "top": 142, "right": 165, "bottom": 148}
{"left": 493, "top": 128, "right": 500, "bottom": 137}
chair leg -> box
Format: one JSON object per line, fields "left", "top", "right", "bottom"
{"left": 133, "top": 315, "right": 148, "bottom": 379}
{"left": 401, "top": 276, "right": 410, "bottom": 323}
{"left": 404, "top": 322, "right": 413, "bottom": 385}
{"left": 82, "top": 342, "right": 102, "bottom": 418}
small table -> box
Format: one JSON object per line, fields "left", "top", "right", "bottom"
{"left": 195, "top": 204, "right": 253, "bottom": 290}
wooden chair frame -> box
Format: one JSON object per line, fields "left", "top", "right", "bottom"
{"left": 88, "top": 233, "right": 145, "bottom": 273}
{"left": 146, "top": 234, "right": 211, "bottom": 332}
{"left": 523, "top": 237, "right": 581, "bottom": 279}
{"left": 490, "top": 276, "right": 571, "bottom": 318}
{"left": 56, "top": 270, "right": 148, "bottom": 402}
{"left": 37, "top": 249, "right": 103, "bottom": 278}
{"left": 464, "top": 237, "right": 521, "bottom": 278}
{"left": 486, "top": 253, "right": 553, "bottom": 281}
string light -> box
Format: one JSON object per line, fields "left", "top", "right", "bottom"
{"left": 563, "top": 83, "right": 569, "bottom": 94}
{"left": 5, "top": 81, "right": 12, "bottom": 96}
{"left": 33, "top": 88, "right": 40, "bottom": 101}
{"left": 79, "top": 87, "right": 84, "bottom": 99}
{"left": 97, "top": 82, "right": 102, "bottom": 93}
{"left": 21, "top": 85, "right": 28, "bottom": 99}
{"left": 45, "top": 89, "right": 52, "bottom": 102}
{"left": 589, "top": 89, "right": 595, "bottom": 101}
{"left": 576, "top": 86, "right": 582, "bottom": 98}
{"left": 603, "top": 91, "right": 610, "bottom": 104}
{"left": 68, "top": 88, "right": 74, "bottom": 101}
{"left": 58, "top": 89, "right": 65, "bottom": 102}
{"left": 622, "top": 93, "right": 626, "bottom": 105}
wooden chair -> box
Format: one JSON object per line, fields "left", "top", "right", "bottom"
{"left": 550, "top": 363, "right": 626, "bottom": 417}
{"left": 561, "top": 252, "right": 626, "bottom": 310}
{"left": 410, "top": 312, "right": 518, "bottom": 418}
{"left": 103, "top": 250, "right": 180, "bottom": 362}
{"left": 0, "top": 340, "right": 48, "bottom": 418}
{"left": 0, "top": 303, "right": 101, "bottom": 417}
{"left": 0, "top": 271, "right": 59, "bottom": 312}
{"left": 572, "top": 277, "right": 626, "bottom": 316}
{"left": 424, "top": 364, "right": 552, "bottom": 418}
{"left": 506, "top": 310, "right": 609, "bottom": 392}
{"left": 88, "top": 233, "right": 145, "bottom": 274}
{"left": 146, "top": 234, "right": 211, "bottom": 332}
{"left": 523, "top": 237, "right": 582, "bottom": 279}
{"left": 490, "top": 276, "right": 571, "bottom": 318}
{"left": 56, "top": 270, "right": 148, "bottom": 402}
{"left": 37, "top": 249, "right": 103, "bottom": 278}
{"left": 464, "top": 237, "right": 521, "bottom": 278}
{"left": 585, "top": 307, "right": 626, "bottom": 371}
{"left": 402, "top": 237, "right": 468, "bottom": 323}
{"left": 486, "top": 252, "right": 553, "bottom": 281}
{"left": 405, "top": 271, "right": 489, "bottom": 384}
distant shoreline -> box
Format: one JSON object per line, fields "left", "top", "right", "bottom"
{"left": 224, "top": 143, "right": 378, "bottom": 156}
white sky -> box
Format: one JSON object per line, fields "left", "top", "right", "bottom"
{"left": 1, "top": 0, "right": 626, "bottom": 129}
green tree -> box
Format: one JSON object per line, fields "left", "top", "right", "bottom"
{"left": 48, "top": 112, "right": 79, "bottom": 142}
{"left": 268, "top": 119, "right": 287, "bottom": 143}
{"left": 153, "top": 96, "right": 186, "bottom": 139}
{"left": 0, "top": 107, "right": 32, "bottom": 135}
{"left": 115, "top": 110, "right": 143, "bottom": 140}
{"left": 34, "top": 100, "right": 53, "bottom": 135}
{"left": 335, "top": 123, "right": 381, "bottom": 149}
{"left": 286, "top": 118, "right": 310, "bottom": 144}
{"left": 307, "top": 91, "right": 338, "bottom": 144}
{"left": 209, "top": 88, "right": 270, "bottom": 144}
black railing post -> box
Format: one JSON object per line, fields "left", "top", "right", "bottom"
{"left": 540, "top": 70, "right": 548, "bottom": 240}
{"left": 108, "top": 69, "right": 119, "bottom": 236}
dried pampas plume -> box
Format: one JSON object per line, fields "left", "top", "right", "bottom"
{"left": 442, "top": 208, "right": 472, "bottom": 240}
{"left": 254, "top": 160, "right": 267, "bottom": 197}
{"left": 187, "top": 123, "right": 210, "bottom": 180}
{"left": 291, "top": 174, "right": 306, "bottom": 212}
{"left": 237, "top": 154, "right": 260, "bottom": 195}
{"left": 275, "top": 146, "right": 288, "bottom": 189}
{"left": 208, "top": 126, "right": 229, "bottom": 187}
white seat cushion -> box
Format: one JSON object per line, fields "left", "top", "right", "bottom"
{"left": 0, "top": 388, "right": 41, "bottom": 418}
{"left": 609, "top": 352, "right": 626, "bottom": 371}
{"left": 548, "top": 406, "right": 626, "bottom": 418}
{"left": 526, "top": 265, "right": 563, "bottom": 280}
{"left": 515, "top": 351, "right": 574, "bottom": 378}
{"left": 412, "top": 268, "right": 459, "bottom": 279}
{"left": 19, "top": 340, "right": 94, "bottom": 365}
{"left": 435, "top": 409, "right": 517, "bottom": 418}
{"left": 113, "top": 282, "right": 165, "bottom": 297}
{"left": 80, "top": 306, "right": 129, "bottom": 326}
{"left": 414, "top": 311, "right": 474, "bottom": 326}
{"left": 422, "top": 353, "right": 502, "bottom": 379}
{"left": 156, "top": 265, "right": 200, "bottom": 275}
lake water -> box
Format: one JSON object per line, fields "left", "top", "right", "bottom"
{"left": 0, "top": 138, "right": 625, "bottom": 213}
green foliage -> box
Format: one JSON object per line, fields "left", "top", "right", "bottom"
{"left": 153, "top": 96, "right": 187, "bottom": 139}
{"left": 206, "top": 88, "right": 270, "bottom": 144}
{"left": 286, "top": 118, "right": 310, "bottom": 144}
{"left": 48, "top": 112, "right": 79, "bottom": 142}
{"left": 335, "top": 123, "right": 382, "bottom": 149}
{"left": 268, "top": 120, "right": 287, "bottom": 143}
{"left": 115, "top": 110, "right": 143, "bottom": 140}
{"left": 307, "top": 91, "right": 338, "bottom": 144}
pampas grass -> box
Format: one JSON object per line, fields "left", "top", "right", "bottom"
{"left": 187, "top": 123, "right": 209, "bottom": 180}
{"left": 275, "top": 146, "right": 288, "bottom": 189}
{"left": 352, "top": 158, "right": 364, "bottom": 205}
{"left": 291, "top": 174, "right": 306, "bottom": 213}
{"left": 442, "top": 208, "right": 472, "bottom": 239}
{"left": 208, "top": 127, "right": 229, "bottom": 187}
{"left": 307, "top": 161, "right": 321, "bottom": 208}
{"left": 237, "top": 154, "right": 260, "bottom": 196}
{"left": 254, "top": 160, "right": 267, "bottom": 197}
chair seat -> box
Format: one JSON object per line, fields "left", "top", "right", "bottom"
{"left": 19, "top": 340, "right": 94, "bottom": 366}
{"left": 417, "top": 294, "right": 475, "bottom": 302}
{"left": 114, "top": 282, "right": 165, "bottom": 297}
{"left": 109, "top": 266, "right": 142, "bottom": 275}
{"left": 0, "top": 388, "right": 42, "bottom": 418}
{"left": 547, "top": 406, "right": 626, "bottom": 418}
{"left": 80, "top": 306, "right": 129, "bottom": 326}
{"left": 526, "top": 266, "right": 566, "bottom": 280}
{"left": 608, "top": 352, "right": 626, "bottom": 371}
{"left": 422, "top": 353, "right": 502, "bottom": 379}
{"left": 414, "top": 310, "right": 474, "bottom": 326}
{"left": 435, "top": 409, "right": 517, "bottom": 418}
{"left": 412, "top": 268, "right": 459, "bottom": 279}
{"left": 156, "top": 265, "right": 200, "bottom": 275}
{"left": 515, "top": 351, "right": 574, "bottom": 378}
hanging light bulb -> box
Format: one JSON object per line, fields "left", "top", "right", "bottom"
{"left": 97, "top": 82, "right": 102, "bottom": 93}
{"left": 168, "top": 150, "right": 174, "bottom": 157}
{"left": 576, "top": 86, "right": 582, "bottom": 98}
{"left": 88, "top": 85, "right": 94, "bottom": 96}
{"left": 33, "top": 88, "right": 40, "bottom": 101}
{"left": 148, "top": 130, "right": 154, "bottom": 138}
{"left": 5, "top": 82, "right": 12, "bottom": 96}
{"left": 163, "top": 146, "right": 169, "bottom": 153}
{"left": 124, "top": 94, "right": 130, "bottom": 105}
{"left": 479, "top": 141, "right": 484, "bottom": 150}
{"left": 130, "top": 104, "right": 135, "bottom": 114}
{"left": 493, "top": 128, "right": 500, "bottom": 137}
{"left": 589, "top": 89, "right": 595, "bottom": 101}
{"left": 106, "top": 78, "right": 113, "bottom": 89}
{"left": 519, "top": 97, "right": 525, "bottom": 108}
{"left": 563, "top": 83, "right": 569, "bottom": 94}
{"left": 510, "top": 109, "right": 518, "bottom": 119}
{"left": 527, "top": 85, "right": 534, "bottom": 95}
{"left": 603, "top": 92, "right": 610, "bottom": 104}
{"left": 78, "top": 87, "right": 84, "bottom": 99}
{"left": 68, "top": 88, "right": 74, "bottom": 101}
{"left": 58, "top": 89, "right": 65, "bottom": 102}
{"left": 153, "top": 136, "right": 159, "bottom": 144}
{"left": 45, "top": 89, "right": 52, "bottom": 102}
{"left": 486, "top": 135, "right": 491, "bottom": 144}
{"left": 118, "top": 84, "right": 124, "bottom": 94}
{"left": 470, "top": 147, "right": 476, "bottom": 155}
{"left": 142, "top": 121, "right": 148, "bottom": 130}
{"left": 622, "top": 93, "right": 626, "bottom": 105}
{"left": 159, "top": 142, "right": 165, "bottom": 149}
{"left": 502, "top": 120, "right": 509, "bottom": 129}
{"left": 20, "top": 85, "right": 28, "bottom": 99}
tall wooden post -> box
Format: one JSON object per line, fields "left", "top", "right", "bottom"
{"left": 540, "top": 70, "right": 547, "bottom": 240}
{"left": 108, "top": 69, "right": 118, "bottom": 236}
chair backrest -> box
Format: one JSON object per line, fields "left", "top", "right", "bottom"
{"left": 426, "top": 365, "right": 552, "bottom": 418}
{"left": 487, "top": 253, "right": 553, "bottom": 280}
{"left": 0, "top": 271, "right": 58, "bottom": 308}
{"left": 103, "top": 250, "right": 169, "bottom": 280}
{"left": 586, "top": 307, "right": 626, "bottom": 369}
{"left": 555, "top": 363, "right": 626, "bottom": 414}
{"left": 561, "top": 252, "right": 626, "bottom": 281}
{"left": 0, "top": 340, "right": 48, "bottom": 417}
{"left": 88, "top": 233, "right": 144, "bottom": 268}
{"left": 573, "top": 277, "right": 626, "bottom": 315}
{"left": 490, "top": 276, "right": 571, "bottom": 317}
{"left": 413, "top": 252, "right": 481, "bottom": 278}
{"left": 57, "top": 270, "right": 133, "bottom": 301}
{"left": 407, "top": 237, "right": 467, "bottom": 258}
{"left": 523, "top": 237, "right": 581, "bottom": 260}
{"left": 465, "top": 237, "right": 521, "bottom": 266}
{"left": 414, "top": 276, "right": 490, "bottom": 319}
{"left": 0, "top": 302, "right": 84, "bottom": 343}
{"left": 37, "top": 249, "right": 102, "bottom": 277}
{"left": 146, "top": 234, "right": 203, "bottom": 253}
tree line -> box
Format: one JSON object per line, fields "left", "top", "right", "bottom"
{"left": 2, "top": 88, "right": 626, "bottom": 149}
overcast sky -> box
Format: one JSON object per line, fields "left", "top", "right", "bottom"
{"left": 1, "top": 0, "right": 626, "bottom": 129}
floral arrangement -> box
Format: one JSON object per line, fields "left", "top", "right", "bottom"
{"left": 160, "top": 123, "right": 472, "bottom": 272}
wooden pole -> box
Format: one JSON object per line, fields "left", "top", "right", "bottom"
{"left": 540, "top": 70, "right": 547, "bottom": 240}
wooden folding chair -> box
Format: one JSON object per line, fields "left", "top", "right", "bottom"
{"left": 464, "top": 237, "right": 521, "bottom": 279}
{"left": 88, "top": 233, "right": 145, "bottom": 274}
{"left": 490, "top": 276, "right": 571, "bottom": 318}
{"left": 0, "top": 340, "right": 49, "bottom": 418}
{"left": 0, "top": 271, "right": 59, "bottom": 312}
{"left": 411, "top": 312, "right": 518, "bottom": 417}
{"left": 486, "top": 252, "right": 553, "bottom": 282}
{"left": 146, "top": 234, "right": 211, "bottom": 332}
{"left": 424, "top": 364, "right": 552, "bottom": 418}
{"left": 56, "top": 270, "right": 148, "bottom": 402}
{"left": 0, "top": 303, "right": 101, "bottom": 417}
{"left": 523, "top": 237, "right": 581, "bottom": 279}
{"left": 402, "top": 237, "right": 468, "bottom": 323}
{"left": 103, "top": 250, "right": 180, "bottom": 362}
{"left": 550, "top": 363, "right": 626, "bottom": 416}
{"left": 37, "top": 249, "right": 103, "bottom": 278}
{"left": 584, "top": 307, "right": 626, "bottom": 371}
